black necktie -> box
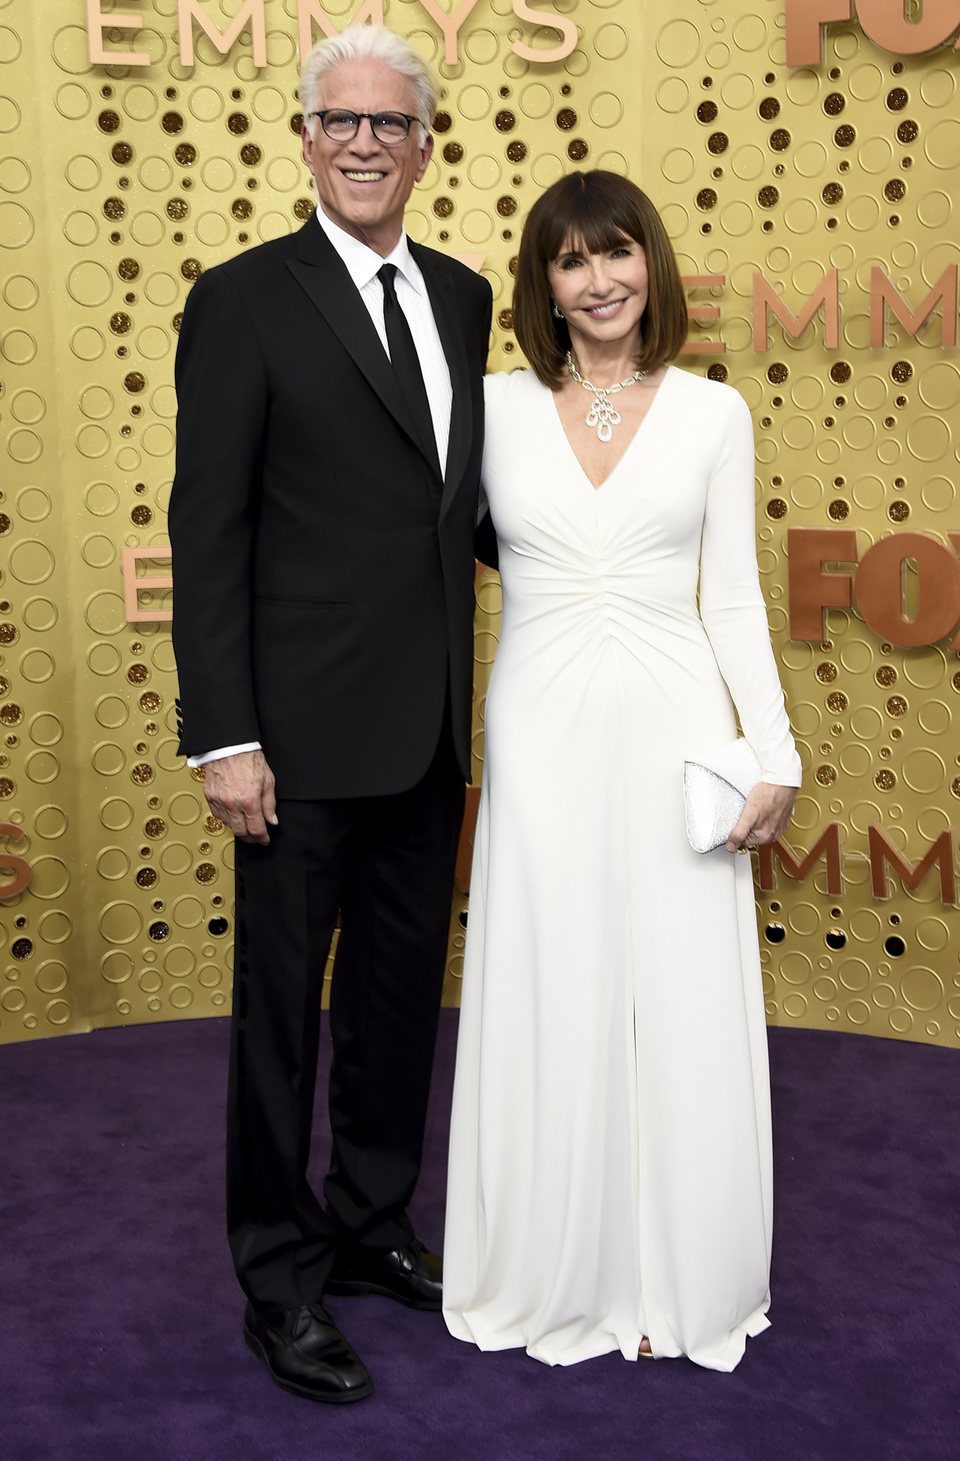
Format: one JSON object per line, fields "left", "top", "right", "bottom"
{"left": 378, "top": 263, "right": 440, "bottom": 479}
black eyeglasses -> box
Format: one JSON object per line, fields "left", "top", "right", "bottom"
{"left": 307, "top": 109, "right": 419, "bottom": 146}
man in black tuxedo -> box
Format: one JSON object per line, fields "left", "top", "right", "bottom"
{"left": 169, "top": 25, "right": 491, "bottom": 1403}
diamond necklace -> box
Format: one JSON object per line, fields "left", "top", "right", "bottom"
{"left": 565, "top": 351, "right": 646, "bottom": 443}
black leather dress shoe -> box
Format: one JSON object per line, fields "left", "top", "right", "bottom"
{"left": 326, "top": 1238, "right": 443, "bottom": 1311}
{"left": 242, "top": 1301, "right": 372, "bottom": 1404}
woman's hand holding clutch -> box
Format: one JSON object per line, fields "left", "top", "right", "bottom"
{"left": 724, "top": 783, "right": 796, "bottom": 854}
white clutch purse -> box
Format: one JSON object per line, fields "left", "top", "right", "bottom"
{"left": 683, "top": 739, "right": 762, "bottom": 853}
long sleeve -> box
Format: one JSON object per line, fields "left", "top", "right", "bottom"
{"left": 168, "top": 267, "right": 267, "bottom": 757}
{"left": 698, "top": 391, "right": 802, "bottom": 787}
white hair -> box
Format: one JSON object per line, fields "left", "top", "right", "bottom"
{"left": 298, "top": 25, "right": 438, "bottom": 142}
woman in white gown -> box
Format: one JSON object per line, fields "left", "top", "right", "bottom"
{"left": 443, "top": 171, "right": 801, "bottom": 1372}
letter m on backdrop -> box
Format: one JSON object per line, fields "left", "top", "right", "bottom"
{"left": 178, "top": 1, "right": 267, "bottom": 67}
{"left": 757, "top": 825, "right": 844, "bottom": 896}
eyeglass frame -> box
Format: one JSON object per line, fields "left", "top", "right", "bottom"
{"left": 306, "top": 109, "right": 422, "bottom": 146}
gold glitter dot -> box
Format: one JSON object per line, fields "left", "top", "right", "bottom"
{"left": 896, "top": 119, "right": 918, "bottom": 143}
{"left": 766, "top": 499, "right": 787, "bottom": 520}
{"left": 758, "top": 97, "right": 780, "bottom": 120}
{"left": 174, "top": 142, "right": 198, "bottom": 166}
{"left": 148, "top": 921, "right": 170, "bottom": 941}
{"left": 117, "top": 258, "right": 140, "bottom": 281}
{"left": 828, "top": 499, "right": 849, "bottom": 521}
{"left": 231, "top": 197, "right": 253, "bottom": 220}
{"left": 240, "top": 142, "right": 262, "bottom": 165}
{"left": 0, "top": 704, "right": 23, "bottom": 726}
{"left": 0, "top": 777, "right": 14, "bottom": 798}
{"left": 433, "top": 197, "right": 454, "bottom": 218}
{"left": 567, "top": 139, "right": 589, "bottom": 161}
{"left": 194, "top": 862, "right": 217, "bottom": 884}
{"left": 494, "top": 110, "right": 516, "bottom": 133}
{"left": 124, "top": 371, "right": 146, "bottom": 394}
{"left": 0, "top": 624, "right": 19, "bottom": 646}
{"left": 443, "top": 141, "right": 463, "bottom": 163}
{"left": 770, "top": 128, "right": 791, "bottom": 151}
{"left": 131, "top": 762, "right": 154, "bottom": 785}
{"left": 823, "top": 92, "right": 845, "bottom": 116}
{"left": 886, "top": 695, "right": 907, "bottom": 717}
{"left": 696, "top": 188, "right": 718, "bottom": 210}
{"left": 815, "top": 765, "right": 837, "bottom": 786}
{"left": 506, "top": 140, "right": 527, "bottom": 162}
{"left": 697, "top": 101, "right": 718, "bottom": 123}
{"left": 204, "top": 814, "right": 224, "bottom": 834}
{"left": 111, "top": 141, "right": 134, "bottom": 165}
{"left": 822, "top": 182, "right": 844, "bottom": 204}
{"left": 816, "top": 662, "right": 838, "bottom": 684}
{"left": 830, "top": 362, "right": 852, "bottom": 384}
{"left": 161, "top": 111, "right": 184, "bottom": 134}
{"left": 98, "top": 110, "right": 121, "bottom": 133}
{"left": 886, "top": 87, "right": 908, "bottom": 111}
{"left": 834, "top": 124, "right": 856, "bottom": 147}
{"left": 227, "top": 112, "right": 249, "bottom": 135}
{"left": 707, "top": 364, "right": 728, "bottom": 382}
{"left": 875, "top": 769, "right": 896, "bottom": 790}
{"left": 707, "top": 132, "right": 728, "bottom": 154}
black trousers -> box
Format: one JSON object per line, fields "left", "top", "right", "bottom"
{"left": 226, "top": 728, "right": 464, "bottom": 1311}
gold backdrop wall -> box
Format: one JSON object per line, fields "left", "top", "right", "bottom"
{"left": 1, "top": 1, "right": 958, "bottom": 1048}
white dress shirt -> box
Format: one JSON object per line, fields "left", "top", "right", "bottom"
{"left": 188, "top": 205, "right": 454, "bottom": 769}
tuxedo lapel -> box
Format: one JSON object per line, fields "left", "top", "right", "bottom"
{"left": 411, "top": 242, "right": 473, "bottom": 518}
{"left": 286, "top": 220, "right": 433, "bottom": 472}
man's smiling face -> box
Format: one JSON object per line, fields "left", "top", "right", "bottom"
{"left": 301, "top": 58, "right": 433, "bottom": 257}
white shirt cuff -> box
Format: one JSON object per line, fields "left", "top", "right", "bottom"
{"left": 187, "top": 742, "right": 261, "bottom": 768}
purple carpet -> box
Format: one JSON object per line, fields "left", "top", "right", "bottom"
{"left": 2, "top": 1013, "right": 957, "bottom": 1460}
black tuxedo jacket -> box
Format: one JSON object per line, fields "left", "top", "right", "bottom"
{"left": 169, "top": 218, "right": 492, "bottom": 799}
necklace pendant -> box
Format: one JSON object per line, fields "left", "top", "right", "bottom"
{"left": 586, "top": 390, "right": 621, "bottom": 443}
{"left": 565, "top": 353, "right": 644, "bottom": 443}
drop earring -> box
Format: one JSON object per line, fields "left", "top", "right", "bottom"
{"left": 552, "top": 302, "right": 564, "bottom": 319}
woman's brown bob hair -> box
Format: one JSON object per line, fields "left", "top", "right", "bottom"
{"left": 513, "top": 170, "right": 688, "bottom": 388}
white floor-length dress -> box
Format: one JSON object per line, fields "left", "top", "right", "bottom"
{"left": 443, "top": 366, "right": 802, "bottom": 1372}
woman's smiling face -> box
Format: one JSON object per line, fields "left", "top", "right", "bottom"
{"left": 548, "top": 233, "right": 649, "bottom": 357}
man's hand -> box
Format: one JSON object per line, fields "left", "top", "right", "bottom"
{"left": 725, "top": 782, "right": 796, "bottom": 854}
{"left": 202, "top": 749, "right": 278, "bottom": 845}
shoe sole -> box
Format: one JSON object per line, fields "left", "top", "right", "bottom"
{"left": 243, "top": 1327, "right": 373, "bottom": 1404}
{"left": 324, "top": 1278, "right": 442, "bottom": 1311}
